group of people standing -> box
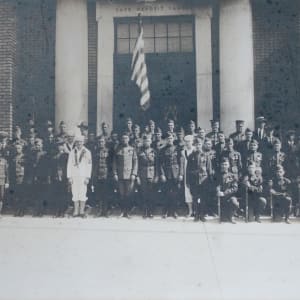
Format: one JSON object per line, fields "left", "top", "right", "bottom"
{"left": 0, "top": 116, "right": 299, "bottom": 223}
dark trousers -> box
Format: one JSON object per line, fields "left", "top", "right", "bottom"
{"left": 13, "top": 183, "right": 25, "bottom": 215}
{"left": 34, "top": 181, "right": 48, "bottom": 216}
{"left": 221, "top": 196, "right": 239, "bottom": 222}
{"left": 273, "top": 195, "right": 292, "bottom": 220}
{"left": 0, "top": 184, "right": 4, "bottom": 213}
{"left": 140, "top": 180, "right": 155, "bottom": 216}
{"left": 190, "top": 183, "right": 207, "bottom": 220}
{"left": 247, "top": 193, "right": 267, "bottom": 220}
{"left": 52, "top": 181, "right": 68, "bottom": 216}
{"left": 163, "top": 179, "right": 180, "bottom": 216}
{"left": 118, "top": 180, "right": 134, "bottom": 214}
{"left": 96, "top": 179, "right": 110, "bottom": 215}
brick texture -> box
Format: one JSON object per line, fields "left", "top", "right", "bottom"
{"left": 15, "top": 0, "right": 56, "bottom": 133}
{"left": 252, "top": 0, "right": 300, "bottom": 132}
{"left": 0, "top": 0, "right": 17, "bottom": 136}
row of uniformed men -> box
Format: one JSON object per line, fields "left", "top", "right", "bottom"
{"left": 0, "top": 117, "right": 298, "bottom": 222}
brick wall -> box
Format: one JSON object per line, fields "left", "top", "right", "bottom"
{"left": 88, "top": 0, "right": 98, "bottom": 134}
{"left": 252, "top": 0, "right": 300, "bottom": 132}
{"left": 0, "top": 0, "right": 17, "bottom": 136}
{"left": 15, "top": 0, "right": 56, "bottom": 133}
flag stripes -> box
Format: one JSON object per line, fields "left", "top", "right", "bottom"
{"left": 131, "top": 24, "right": 150, "bottom": 110}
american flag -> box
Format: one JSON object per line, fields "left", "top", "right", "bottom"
{"left": 131, "top": 17, "right": 151, "bottom": 110}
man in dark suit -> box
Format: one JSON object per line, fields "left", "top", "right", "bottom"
{"left": 254, "top": 116, "right": 267, "bottom": 143}
{"left": 229, "top": 120, "right": 246, "bottom": 148}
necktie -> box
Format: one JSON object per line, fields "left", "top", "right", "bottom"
{"left": 75, "top": 149, "right": 78, "bottom": 166}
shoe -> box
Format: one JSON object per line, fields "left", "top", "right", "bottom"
{"left": 123, "top": 213, "right": 130, "bottom": 219}
{"left": 255, "top": 216, "right": 261, "bottom": 223}
{"left": 73, "top": 214, "right": 79, "bottom": 218}
{"left": 148, "top": 214, "right": 154, "bottom": 218}
{"left": 194, "top": 216, "right": 200, "bottom": 222}
{"left": 230, "top": 218, "right": 236, "bottom": 224}
{"left": 162, "top": 214, "right": 167, "bottom": 219}
{"left": 200, "top": 216, "right": 206, "bottom": 222}
{"left": 142, "top": 214, "right": 147, "bottom": 219}
{"left": 172, "top": 214, "right": 177, "bottom": 219}
{"left": 285, "top": 218, "right": 291, "bottom": 224}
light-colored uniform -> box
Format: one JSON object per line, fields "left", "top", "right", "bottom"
{"left": 67, "top": 146, "right": 92, "bottom": 202}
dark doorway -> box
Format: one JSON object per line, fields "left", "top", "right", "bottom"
{"left": 113, "top": 16, "right": 196, "bottom": 132}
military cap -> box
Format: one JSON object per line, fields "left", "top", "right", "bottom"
{"left": 0, "top": 131, "right": 8, "bottom": 140}
{"left": 59, "top": 121, "right": 66, "bottom": 126}
{"left": 194, "top": 137, "right": 203, "bottom": 144}
{"left": 101, "top": 122, "right": 108, "bottom": 127}
{"left": 46, "top": 120, "right": 53, "bottom": 127}
{"left": 220, "top": 157, "right": 229, "bottom": 163}
{"left": 204, "top": 137, "right": 212, "bottom": 142}
{"left": 235, "top": 120, "right": 245, "bottom": 125}
{"left": 250, "top": 139, "right": 258, "bottom": 145}
{"left": 97, "top": 135, "right": 106, "bottom": 141}
{"left": 121, "top": 131, "right": 130, "bottom": 137}
{"left": 34, "top": 138, "right": 43, "bottom": 145}
{"left": 148, "top": 120, "right": 155, "bottom": 125}
{"left": 167, "top": 119, "right": 174, "bottom": 124}
{"left": 155, "top": 127, "right": 162, "bottom": 134}
{"left": 78, "top": 121, "right": 88, "bottom": 129}
{"left": 210, "top": 119, "right": 219, "bottom": 124}
{"left": 126, "top": 117, "right": 133, "bottom": 122}
{"left": 218, "top": 130, "right": 225, "bottom": 135}
{"left": 176, "top": 127, "right": 185, "bottom": 134}
{"left": 188, "top": 120, "right": 195, "bottom": 125}
{"left": 226, "top": 138, "right": 234, "bottom": 144}
{"left": 276, "top": 165, "right": 284, "bottom": 172}
{"left": 184, "top": 135, "right": 194, "bottom": 142}
{"left": 166, "top": 132, "right": 175, "bottom": 138}
{"left": 133, "top": 124, "right": 140, "bottom": 129}
{"left": 245, "top": 128, "right": 252, "bottom": 133}
{"left": 256, "top": 116, "right": 266, "bottom": 123}
{"left": 196, "top": 127, "right": 205, "bottom": 133}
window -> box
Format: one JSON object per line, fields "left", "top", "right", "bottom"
{"left": 115, "top": 17, "right": 194, "bottom": 54}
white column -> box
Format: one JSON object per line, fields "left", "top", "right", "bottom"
{"left": 195, "top": 8, "right": 213, "bottom": 131}
{"left": 96, "top": 13, "right": 114, "bottom": 135}
{"left": 55, "top": 0, "right": 88, "bottom": 132}
{"left": 219, "top": 0, "right": 254, "bottom": 135}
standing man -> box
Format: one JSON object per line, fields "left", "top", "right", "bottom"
{"left": 93, "top": 136, "right": 112, "bottom": 217}
{"left": 78, "top": 121, "right": 89, "bottom": 144}
{"left": 186, "top": 138, "right": 212, "bottom": 222}
{"left": 137, "top": 135, "right": 158, "bottom": 218}
{"left": 113, "top": 132, "right": 138, "bottom": 218}
{"left": 254, "top": 116, "right": 267, "bottom": 143}
{"left": 67, "top": 135, "right": 92, "bottom": 218}
{"left": 229, "top": 120, "right": 246, "bottom": 148}
{"left": 159, "top": 133, "right": 184, "bottom": 218}
{"left": 206, "top": 120, "right": 220, "bottom": 147}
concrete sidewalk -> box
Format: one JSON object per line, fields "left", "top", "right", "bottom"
{"left": 0, "top": 216, "right": 299, "bottom": 300}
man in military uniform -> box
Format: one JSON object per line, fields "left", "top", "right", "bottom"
{"left": 9, "top": 143, "right": 26, "bottom": 216}
{"left": 112, "top": 132, "right": 138, "bottom": 218}
{"left": 186, "top": 120, "right": 197, "bottom": 138}
{"left": 93, "top": 136, "right": 112, "bottom": 217}
{"left": 269, "top": 165, "right": 292, "bottom": 223}
{"left": 242, "top": 162, "right": 267, "bottom": 222}
{"left": 152, "top": 127, "right": 165, "bottom": 153}
{"left": 124, "top": 118, "right": 134, "bottom": 140}
{"left": 229, "top": 120, "right": 246, "bottom": 148}
{"left": 137, "top": 135, "right": 158, "bottom": 218}
{"left": 159, "top": 133, "right": 184, "bottom": 218}
{"left": 164, "top": 119, "right": 177, "bottom": 140}
{"left": 186, "top": 138, "right": 212, "bottom": 222}
{"left": 244, "top": 139, "right": 263, "bottom": 172}
{"left": 63, "top": 131, "right": 75, "bottom": 154}
{"left": 78, "top": 121, "right": 89, "bottom": 144}
{"left": 282, "top": 130, "right": 298, "bottom": 178}
{"left": 67, "top": 135, "right": 92, "bottom": 218}
{"left": 214, "top": 131, "right": 227, "bottom": 160}
{"left": 206, "top": 120, "right": 220, "bottom": 147}
{"left": 147, "top": 120, "right": 156, "bottom": 140}
{"left": 196, "top": 127, "right": 206, "bottom": 143}
{"left": 99, "top": 122, "right": 111, "bottom": 144}
{"left": 216, "top": 157, "right": 239, "bottom": 223}
{"left": 261, "top": 125, "right": 279, "bottom": 157}
{"left": 51, "top": 138, "right": 69, "bottom": 217}
{"left": 56, "top": 121, "right": 68, "bottom": 141}
{"left": 0, "top": 138, "right": 9, "bottom": 215}
{"left": 10, "top": 126, "right": 27, "bottom": 149}
{"left": 266, "top": 139, "right": 286, "bottom": 178}
{"left": 130, "top": 124, "right": 143, "bottom": 151}
{"left": 221, "top": 138, "right": 242, "bottom": 180}
{"left": 175, "top": 127, "right": 185, "bottom": 151}
{"left": 31, "top": 138, "right": 51, "bottom": 217}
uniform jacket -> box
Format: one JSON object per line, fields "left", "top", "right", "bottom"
{"left": 28, "top": 150, "right": 50, "bottom": 182}
{"left": 137, "top": 146, "right": 158, "bottom": 181}
{"left": 217, "top": 172, "right": 238, "bottom": 198}
{"left": 113, "top": 145, "right": 138, "bottom": 180}
{"left": 245, "top": 151, "right": 263, "bottom": 168}
{"left": 0, "top": 156, "right": 9, "bottom": 185}
{"left": 268, "top": 151, "right": 286, "bottom": 170}
{"left": 52, "top": 152, "right": 68, "bottom": 182}
{"left": 254, "top": 128, "right": 266, "bottom": 142}
{"left": 221, "top": 150, "right": 242, "bottom": 176}
{"left": 93, "top": 146, "right": 112, "bottom": 180}
{"left": 186, "top": 150, "right": 212, "bottom": 186}
{"left": 229, "top": 132, "right": 245, "bottom": 147}
{"left": 67, "top": 146, "right": 92, "bottom": 179}
{"left": 243, "top": 173, "right": 263, "bottom": 194}
{"left": 271, "top": 176, "right": 292, "bottom": 197}
{"left": 206, "top": 132, "right": 219, "bottom": 146}
{"left": 159, "top": 145, "right": 184, "bottom": 180}
{"left": 151, "top": 139, "right": 166, "bottom": 153}
{"left": 9, "top": 153, "right": 25, "bottom": 185}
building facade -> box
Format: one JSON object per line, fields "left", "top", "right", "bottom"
{"left": 0, "top": 0, "right": 299, "bottom": 136}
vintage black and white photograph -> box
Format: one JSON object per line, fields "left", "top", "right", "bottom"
{"left": 0, "top": 0, "right": 300, "bottom": 299}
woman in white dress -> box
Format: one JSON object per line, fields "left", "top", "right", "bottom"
{"left": 183, "top": 135, "right": 195, "bottom": 217}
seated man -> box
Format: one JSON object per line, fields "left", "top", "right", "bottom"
{"left": 216, "top": 157, "right": 239, "bottom": 223}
